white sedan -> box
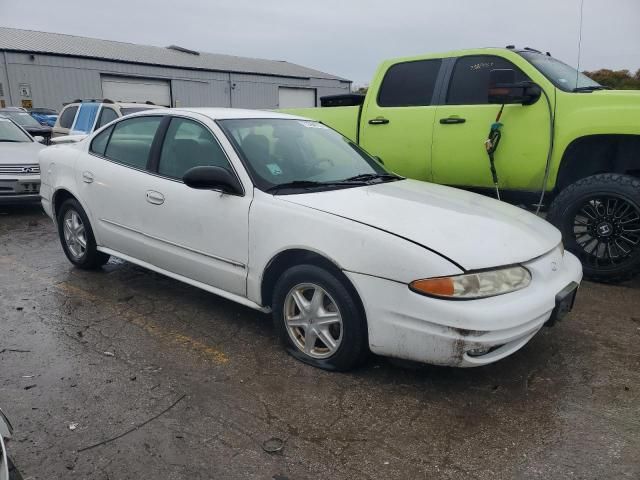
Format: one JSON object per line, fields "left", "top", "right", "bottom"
{"left": 39, "top": 108, "right": 582, "bottom": 371}
{"left": 0, "top": 117, "right": 44, "bottom": 204}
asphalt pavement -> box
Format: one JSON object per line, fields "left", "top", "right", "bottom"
{"left": 1, "top": 205, "right": 638, "bottom": 479}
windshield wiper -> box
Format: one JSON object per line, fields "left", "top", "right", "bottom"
{"left": 342, "top": 173, "right": 403, "bottom": 183}
{"left": 0, "top": 140, "right": 22, "bottom": 142}
{"left": 572, "top": 85, "right": 612, "bottom": 92}
{"left": 265, "top": 180, "right": 325, "bottom": 192}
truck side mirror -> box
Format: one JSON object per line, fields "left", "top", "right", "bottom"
{"left": 488, "top": 69, "right": 541, "bottom": 106}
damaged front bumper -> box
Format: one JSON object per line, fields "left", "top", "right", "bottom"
{"left": 346, "top": 247, "right": 582, "bottom": 367}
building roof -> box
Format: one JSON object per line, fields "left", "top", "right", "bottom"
{"left": 0, "top": 27, "right": 349, "bottom": 82}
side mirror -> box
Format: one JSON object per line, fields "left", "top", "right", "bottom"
{"left": 488, "top": 69, "right": 541, "bottom": 106}
{"left": 33, "top": 136, "right": 45, "bottom": 144}
{"left": 182, "top": 166, "right": 243, "bottom": 195}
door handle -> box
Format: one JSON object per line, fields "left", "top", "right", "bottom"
{"left": 439, "top": 117, "right": 466, "bottom": 125}
{"left": 368, "top": 117, "right": 390, "bottom": 125}
{"left": 82, "top": 171, "right": 94, "bottom": 183}
{"left": 146, "top": 190, "right": 165, "bottom": 205}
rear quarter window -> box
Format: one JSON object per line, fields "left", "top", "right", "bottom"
{"left": 59, "top": 106, "right": 78, "bottom": 129}
{"left": 89, "top": 125, "right": 114, "bottom": 156}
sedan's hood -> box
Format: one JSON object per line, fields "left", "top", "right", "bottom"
{"left": 280, "top": 179, "right": 560, "bottom": 270}
{"left": 0, "top": 142, "right": 45, "bottom": 165}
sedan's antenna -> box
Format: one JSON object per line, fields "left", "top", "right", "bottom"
{"left": 575, "top": 0, "right": 585, "bottom": 88}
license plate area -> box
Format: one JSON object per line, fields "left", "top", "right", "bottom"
{"left": 546, "top": 282, "right": 579, "bottom": 327}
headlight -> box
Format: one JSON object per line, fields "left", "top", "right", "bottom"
{"left": 410, "top": 266, "right": 531, "bottom": 300}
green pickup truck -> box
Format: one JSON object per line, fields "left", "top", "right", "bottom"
{"left": 285, "top": 47, "right": 640, "bottom": 283}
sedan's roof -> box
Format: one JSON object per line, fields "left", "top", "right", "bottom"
{"left": 138, "top": 107, "right": 306, "bottom": 121}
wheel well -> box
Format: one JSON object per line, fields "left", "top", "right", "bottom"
{"left": 557, "top": 135, "right": 640, "bottom": 190}
{"left": 52, "top": 189, "right": 75, "bottom": 220}
{"left": 260, "top": 249, "right": 362, "bottom": 312}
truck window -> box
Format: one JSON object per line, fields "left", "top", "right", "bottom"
{"left": 446, "top": 55, "right": 530, "bottom": 105}
{"left": 377, "top": 59, "right": 442, "bottom": 107}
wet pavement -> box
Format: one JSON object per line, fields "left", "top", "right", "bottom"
{"left": 1, "top": 204, "right": 639, "bottom": 480}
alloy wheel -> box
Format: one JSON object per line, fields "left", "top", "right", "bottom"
{"left": 283, "top": 283, "right": 343, "bottom": 359}
{"left": 63, "top": 209, "right": 88, "bottom": 259}
{"left": 572, "top": 195, "right": 640, "bottom": 267}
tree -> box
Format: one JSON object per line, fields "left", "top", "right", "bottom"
{"left": 583, "top": 69, "right": 640, "bottom": 90}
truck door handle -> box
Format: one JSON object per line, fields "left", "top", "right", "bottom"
{"left": 146, "top": 190, "right": 165, "bottom": 205}
{"left": 439, "top": 117, "right": 466, "bottom": 124}
{"left": 368, "top": 117, "right": 390, "bottom": 125}
{"left": 82, "top": 171, "right": 94, "bottom": 183}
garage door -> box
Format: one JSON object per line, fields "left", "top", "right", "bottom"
{"left": 101, "top": 76, "right": 172, "bottom": 107}
{"left": 278, "top": 87, "right": 316, "bottom": 108}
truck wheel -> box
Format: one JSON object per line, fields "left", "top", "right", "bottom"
{"left": 272, "top": 264, "right": 369, "bottom": 371}
{"left": 548, "top": 173, "right": 640, "bottom": 283}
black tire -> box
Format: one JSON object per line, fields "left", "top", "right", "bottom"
{"left": 548, "top": 173, "right": 640, "bottom": 283}
{"left": 57, "top": 198, "right": 110, "bottom": 269}
{"left": 272, "top": 264, "right": 369, "bottom": 371}
{"left": 8, "top": 456, "right": 24, "bottom": 480}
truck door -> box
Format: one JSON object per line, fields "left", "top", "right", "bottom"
{"left": 359, "top": 59, "right": 443, "bottom": 181}
{"left": 431, "top": 55, "right": 550, "bottom": 191}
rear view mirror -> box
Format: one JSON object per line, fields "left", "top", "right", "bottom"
{"left": 182, "top": 166, "right": 243, "bottom": 195}
{"left": 33, "top": 136, "right": 45, "bottom": 144}
{"left": 488, "top": 69, "right": 542, "bottom": 106}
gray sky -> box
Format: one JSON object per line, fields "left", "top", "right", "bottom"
{"left": 1, "top": 0, "right": 638, "bottom": 85}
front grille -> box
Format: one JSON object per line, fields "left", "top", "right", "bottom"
{"left": 0, "top": 164, "right": 40, "bottom": 175}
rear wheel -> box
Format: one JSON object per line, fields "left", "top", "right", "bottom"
{"left": 272, "top": 265, "right": 368, "bottom": 371}
{"left": 57, "top": 198, "right": 110, "bottom": 269}
{"left": 548, "top": 173, "right": 640, "bottom": 283}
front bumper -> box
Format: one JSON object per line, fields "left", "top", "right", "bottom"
{"left": 0, "top": 175, "right": 41, "bottom": 204}
{"left": 346, "top": 247, "right": 583, "bottom": 367}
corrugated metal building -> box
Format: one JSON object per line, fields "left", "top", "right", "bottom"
{"left": 0, "top": 27, "right": 351, "bottom": 111}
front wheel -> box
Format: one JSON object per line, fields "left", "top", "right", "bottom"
{"left": 272, "top": 265, "right": 368, "bottom": 371}
{"left": 548, "top": 173, "right": 640, "bottom": 283}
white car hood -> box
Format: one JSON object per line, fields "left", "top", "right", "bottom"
{"left": 280, "top": 179, "right": 560, "bottom": 270}
{"left": 0, "top": 142, "right": 45, "bottom": 165}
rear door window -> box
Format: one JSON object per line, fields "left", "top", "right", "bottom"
{"left": 104, "top": 116, "right": 162, "bottom": 169}
{"left": 58, "top": 106, "right": 78, "bottom": 129}
{"left": 377, "top": 59, "right": 442, "bottom": 107}
{"left": 446, "top": 55, "right": 530, "bottom": 105}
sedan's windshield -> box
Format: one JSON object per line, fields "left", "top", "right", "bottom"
{"left": 0, "top": 118, "right": 32, "bottom": 142}
{"left": 1, "top": 111, "right": 42, "bottom": 127}
{"left": 219, "top": 118, "right": 397, "bottom": 193}
{"left": 519, "top": 52, "right": 602, "bottom": 92}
